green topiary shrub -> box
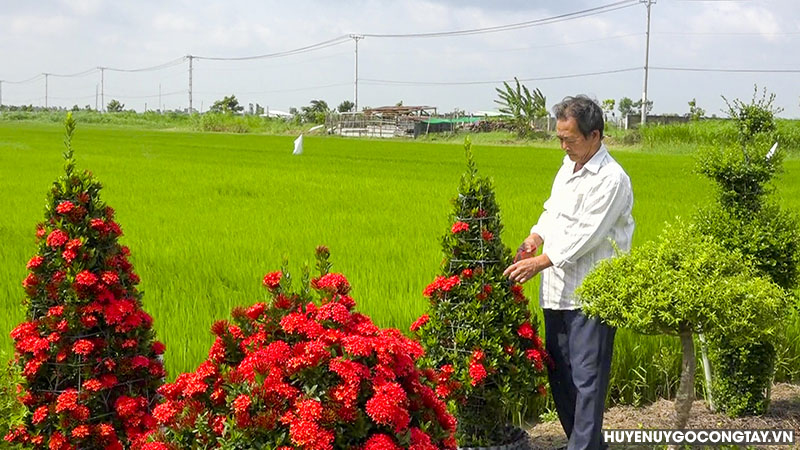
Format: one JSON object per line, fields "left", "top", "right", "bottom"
{"left": 578, "top": 220, "right": 787, "bottom": 429}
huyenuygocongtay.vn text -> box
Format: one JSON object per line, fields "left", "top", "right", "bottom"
{"left": 603, "top": 429, "right": 795, "bottom": 446}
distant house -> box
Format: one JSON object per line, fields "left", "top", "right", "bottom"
{"left": 260, "top": 109, "right": 293, "bottom": 119}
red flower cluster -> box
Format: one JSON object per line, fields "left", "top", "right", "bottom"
{"left": 422, "top": 275, "right": 461, "bottom": 299}
{"left": 263, "top": 271, "right": 282, "bottom": 290}
{"left": 7, "top": 160, "right": 165, "bottom": 450}
{"left": 409, "top": 314, "right": 430, "bottom": 332}
{"left": 147, "top": 253, "right": 457, "bottom": 450}
{"left": 450, "top": 221, "right": 469, "bottom": 234}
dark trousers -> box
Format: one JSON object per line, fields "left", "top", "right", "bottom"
{"left": 544, "top": 309, "right": 616, "bottom": 450}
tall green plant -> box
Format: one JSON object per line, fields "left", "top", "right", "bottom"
{"left": 413, "top": 139, "right": 548, "bottom": 446}
{"left": 696, "top": 85, "right": 800, "bottom": 416}
{"left": 494, "top": 78, "right": 546, "bottom": 137}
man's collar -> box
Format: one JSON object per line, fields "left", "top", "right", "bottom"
{"left": 581, "top": 143, "right": 608, "bottom": 174}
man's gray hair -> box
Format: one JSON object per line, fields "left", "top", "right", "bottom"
{"left": 552, "top": 95, "right": 604, "bottom": 139}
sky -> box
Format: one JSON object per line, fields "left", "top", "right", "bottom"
{"left": 1, "top": 0, "right": 799, "bottom": 117}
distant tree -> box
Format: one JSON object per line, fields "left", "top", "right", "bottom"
{"left": 396, "top": 100, "right": 404, "bottom": 107}
{"left": 494, "top": 77, "right": 547, "bottom": 136}
{"left": 71, "top": 104, "right": 80, "bottom": 112}
{"left": 337, "top": 100, "right": 355, "bottom": 113}
{"left": 84, "top": 105, "right": 92, "bottom": 111}
{"left": 602, "top": 99, "right": 615, "bottom": 121}
{"left": 289, "top": 107, "right": 299, "bottom": 116}
{"left": 255, "top": 103, "right": 265, "bottom": 116}
{"left": 618, "top": 97, "right": 653, "bottom": 117}
{"left": 633, "top": 99, "right": 654, "bottom": 115}
{"left": 248, "top": 103, "right": 254, "bottom": 115}
{"left": 209, "top": 95, "right": 244, "bottom": 114}
{"left": 106, "top": 99, "right": 124, "bottom": 113}
{"left": 688, "top": 98, "right": 705, "bottom": 121}
{"left": 301, "top": 99, "right": 330, "bottom": 123}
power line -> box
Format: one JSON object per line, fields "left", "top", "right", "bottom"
{"left": 102, "top": 57, "right": 187, "bottom": 73}
{"left": 361, "top": 67, "right": 642, "bottom": 86}
{"left": 651, "top": 66, "right": 800, "bottom": 73}
{"left": 655, "top": 31, "right": 800, "bottom": 36}
{"left": 194, "top": 35, "right": 351, "bottom": 61}
{"left": 49, "top": 68, "right": 98, "bottom": 78}
{"left": 3, "top": 74, "right": 44, "bottom": 85}
{"left": 362, "top": 0, "right": 638, "bottom": 38}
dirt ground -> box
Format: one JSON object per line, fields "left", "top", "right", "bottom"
{"left": 525, "top": 383, "right": 800, "bottom": 449}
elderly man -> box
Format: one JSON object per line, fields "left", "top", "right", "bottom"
{"left": 503, "top": 96, "right": 634, "bottom": 450}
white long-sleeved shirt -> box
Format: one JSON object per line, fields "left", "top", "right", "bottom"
{"left": 530, "top": 144, "right": 634, "bottom": 310}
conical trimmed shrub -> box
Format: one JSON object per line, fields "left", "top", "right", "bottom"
{"left": 5, "top": 114, "right": 166, "bottom": 449}
{"left": 412, "top": 139, "right": 548, "bottom": 447}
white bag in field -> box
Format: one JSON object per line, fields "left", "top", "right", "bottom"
{"left": 766, "top": 141, "right": 778, "bottom": 160}
{"left": 293, "top": 134, "right": 303, "bottom": 155}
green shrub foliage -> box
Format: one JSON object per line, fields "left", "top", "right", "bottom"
{"left": 578, "top": 221, "right": 786, "bottom": 341}
{"left": 413, "top": 140, "right": 548, "bottom": 447}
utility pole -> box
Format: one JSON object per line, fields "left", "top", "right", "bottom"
{"left": 187, "top": 55, "right": 194, "bottom": 113}
{"left": 99, "top": 67, "right": 106, "bottom": 112}
{"left": 44, "top": 73, "right": 49, "bottom": 108}
{"left": 640, "top": 0, "right": 655, "bottom": 126}
{"left": 350, "top": 34, "right": 364, "bottom": 112}
{"left": 0, "top": 80, "right": 3, "bottom": 108}
{"left": 95, "top": 83, "right": 98, "bottom": 110}
{"left": 158, "top": 83, "right": 162, "bottom": 113}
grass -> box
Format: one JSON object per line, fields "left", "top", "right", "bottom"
{"left": 1, "top": 120, "right": 799, "bottom": 412}
{"left": 0, "top": 109, "right": 313, "bottom": 135}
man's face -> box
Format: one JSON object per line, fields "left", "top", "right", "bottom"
{"left": 556, "top": 117, "right": 600, "bottom": 164}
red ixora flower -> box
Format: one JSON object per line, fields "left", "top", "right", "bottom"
{"left": 517, "top": 322, "right": 534, "bottom": 340}
{"left": 26, "top": 255, "right": 44, "bottom": 270}
{"left": 46, "top": 229, "right": 69, "bottom": 248}
{"left": 56, "top": 201, "right": 75, "bottom": 214}
{"left": 468, "top": 360, "right": 487, "bottom": 386}
{"left": 422, "top": 275, "right": 461, "bottom": 298}
{"left": 263, "top": 271, "right": 282, "bottom": 290}
{"left": 72, "top": 339, "right": 94, "bottom": 356}
{"left": 313, "top": 273, "right": 351, "bottom": 295}
{"left": 481, "top": 230, "right": 494, "bottom": 241}
{"left": 75, "top": 270, "right": 98, "bottom": 287}
{"left": 450, "top": 221, "right": 469, "bottom": 234}
{"left": 409, "top": 314, "right": 430, "bottom": 332}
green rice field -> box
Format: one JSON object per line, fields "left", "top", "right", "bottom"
{"left": 1, "top": 121, "right": 799, "bottom": 407}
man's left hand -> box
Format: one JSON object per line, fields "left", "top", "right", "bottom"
{"left": 503, "top": 254, "right": 553, "bottom": 284}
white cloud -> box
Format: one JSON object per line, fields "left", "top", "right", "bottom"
{"left": 688, "top": 3, "right": 781, "bottom": 40}
{"left": 10, "top": 14, "right": 72, "bottom": 35}
{"left": 58, "top": 0, "right": 103, "bottom": 15}
{"left": 153, "top": 12, "right": 198, "bottom": 33}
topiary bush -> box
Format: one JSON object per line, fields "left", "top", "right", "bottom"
{"left": 695, "top": 85, "right": 800, "bottom": 416}
{"left": 412, "top": 139, "right": 548, "bottom": 447}
{"left": 578, "top": 220, "right": 788, "bottom": 429}
{"left": 146, "top": 246, "right": 457, "bottom": 450}
{"left": 4, "top": 114, "right": 166, "bottom": 449}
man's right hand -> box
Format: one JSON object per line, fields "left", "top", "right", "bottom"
{"left": 514, "top": 233, "right": 543, "bottom": 262}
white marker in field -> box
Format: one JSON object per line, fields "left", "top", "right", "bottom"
{"left": 293, "top": 134, "right": 303, "bottom": 155}
{"left": 766, "top": 141, "right": 778, "bottom": 161}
